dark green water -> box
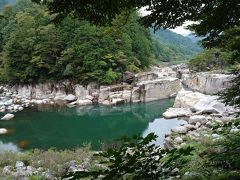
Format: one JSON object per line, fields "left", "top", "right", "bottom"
{"left": 0, "top": 98, "right": 186, "bottom": 152}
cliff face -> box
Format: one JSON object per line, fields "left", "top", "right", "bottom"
{"left": 0, "top": 67, "right": 183, "bottom": 108}
{"left": 181, "top": 72, "right": 234, "bottom": 95}
{"left": 0, "top": 64, "right": 235, "bottom": 113}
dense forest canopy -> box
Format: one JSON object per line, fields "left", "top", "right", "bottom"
{"left": 189, "top": 48, "right": 231, "bottom": 71}
{"left": 32, "top": 0, "right": 240, "bottom": 49}
{"left": 0, "top": 0, "right": 203, "bottom": 84}
{"left": 0, "top": 0, "right": 154, "bottom": 84}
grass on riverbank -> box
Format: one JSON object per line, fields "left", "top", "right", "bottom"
{"left": 0, "top": 145, "right": 104, "bottom": 179}
{"left": 1, "top": 119, "right": 240, "bottom": 180}
{"left": 173, "top": 118, "right": 240, "bottom": 180}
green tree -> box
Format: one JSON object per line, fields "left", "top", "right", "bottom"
{"left": 32, "top": 0, "right": 240, "bottom": 47}
{"left": 63, "top": 133, "right": 194, "bottom": 180}
{"left": 189, "top": 48, "right": 231, "bottom": 71}
{"left": 1, "top": 1, "right": 153, "bottom": 84}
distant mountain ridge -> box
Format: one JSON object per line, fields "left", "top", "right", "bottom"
{"left": 150, "top": 28, "right": 203, "bottom": 62}
{"left": 186, "top": 33, "right": 204, "bottom": 43}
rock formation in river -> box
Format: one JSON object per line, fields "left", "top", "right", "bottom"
{"left": 181, "top": 72, "right": 234, "bottom": 94}
{"left": 0, "top": 64, "right": 235, "bottom": 115}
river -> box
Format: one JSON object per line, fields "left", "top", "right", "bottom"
{"left": 0, "top": 98, "right": 186, "bottom": 152}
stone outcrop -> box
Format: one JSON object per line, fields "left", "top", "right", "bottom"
{"left": 0, "top": 65, "right": 236, "bottom": 113}
{"left": 188, "top": 115, "right": 208, "bottom": 125}
{"left": 163, "top": 88, "right": 238, "bottom": 150}
{"left": 163, "top": 108, "right": 192, "bottom": 119}
{"left": 182, "top": 72, "right": 234, "bottom": 94}
{"left": 137, "top": 78, "right": 182, "bottom": 102}
{"left": 191, "top": 95, "right": 236, "bottom": 115}
{"left": 64, "top": 94, "right": 77, "bottom": 102}
{"left": 173, "top": 90, "right": 205, "bottom": 108}
{"left": 163, "top": 89, "right": 238, "bottom": 120}
{"left": 123, "top": 71, "right": 135, "bottom": 84}
{"left": 171, "top": 126, "right": 188, "bottom": 134}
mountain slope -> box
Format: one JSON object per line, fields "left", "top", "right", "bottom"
{"left": 186, "top": 33, "right": 203, "bottom": 43}
{"left": 151, "top": 28, "right": 203, "bottom": 62}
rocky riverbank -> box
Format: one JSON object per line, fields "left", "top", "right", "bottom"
{"left": 0, "top": 64, "right": 235, "bottom": 131}
{"left": 0, "top": 64, "right": 239, "bottom": 179}
{"left": 0, "top": 66, "right": 183, "bottom": 117}
{"left": 162, "top": 90, "right": 239, "bottom": 150}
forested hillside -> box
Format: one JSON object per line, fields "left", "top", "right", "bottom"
{"left": 151, "top": 29, "right": 202, "bottom": 62}
{"left": 0, "top": 0, "right": 204, "bottom": 85}
{"left": 0, "top": 0, "right": 153, "bottom": 84}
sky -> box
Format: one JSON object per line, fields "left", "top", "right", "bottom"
{"left": 169, "top": 21, "right": 193, "bottom": 36}
{"left": 139, "top": 8, "right": 193, "bottom": 36}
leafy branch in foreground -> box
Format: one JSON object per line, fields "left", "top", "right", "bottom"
{"left": 218, "top": 66, "right": 240, "bottom": 116}
{"left": 207, "top": 119, "right": 240, "bottom": 170}
{"left": 63, "top": 133, "right": 194, "bottom": 180}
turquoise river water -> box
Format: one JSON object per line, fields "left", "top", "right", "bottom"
{"left": 0, "top": 98, "right": 186, "bottom": 152}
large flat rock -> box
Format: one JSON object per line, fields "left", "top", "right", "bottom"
{"left": 173, "top": 90, "right": 205, "bottom": 108}
{"left": 137, "top": 78, "right": 182, "bottom": 102}
{"left": 163, "top": 108, "right": 192, "bottom": 119}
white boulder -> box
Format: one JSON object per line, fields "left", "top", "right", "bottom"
{"left": 18, "top": 106, "right": 24, "bottom": 111}
{"left": 1, "top": 113, "right": 14, "bottom": 120}
{"left": 122, "top": 90, "right": 131, "bottom": 103}
{"left": 111, "top": 98, "right": 125, "bottom": 105}
{"left": 173, "top": 90, "right": 205, "bottom": 108}
{"left": 189, "top": 115, "right": 208, "bottom": 125}
{"left": 0, "top": 128, "right": 7, "bottom": 134}
{"left": 174, "top": 137, "right": 183, "bottom": 144}
{"left": 77, "top": 99, "right": 92, "bottom": 106}
{"left": 75, "top": 84, "right": 89, "bottom": 100}
{"left": 131, "top": 87, "right": 140, "bottom": 103}
{"left": 64, "top": 94, "right": 77, "bottom": 102}
{"left": 13, "top": 105, "right": 20, "bottom": 111}
{"left": 101, "top": 100, "right": 111, "bottom": 106}
{"left": 54, "top": 94, "right": 67, "bottom": 101}
{"left": 171, "top": 126, "right": 188, "bottom": 134}
{"left": 98, "top": 87, "right": 110, "bottom": 103}
{"left": 163, "top": 108, "right": 192, "bottom": 119}
{"left": 184, "top": 124, "right": 196, "bottom": 130}
{"left": 191, "top": 95, "right": 236, "bottom": 114}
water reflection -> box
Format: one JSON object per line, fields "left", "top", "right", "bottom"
{"left": 142, "top": 118, "right": 187, "bottom": 146}
{"left": 0, "top": 98, "right": 186, "bottom": 151}
{"left": 0, "top": 141, "right": 19, "bottom": 153}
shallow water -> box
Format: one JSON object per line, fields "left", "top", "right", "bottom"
{"left": 0, "top": 98, "right": 186, "bottom": 152}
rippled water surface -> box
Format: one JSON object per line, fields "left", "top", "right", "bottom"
{"left": 0, "top": 98, "right": 186, "bottom": 152}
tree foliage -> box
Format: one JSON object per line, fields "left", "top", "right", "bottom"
{"left": 0, "top": 0, "right": 17, "bottom": 11}
{"left": 63, "top": 133, "right": 194, "bottom": 180}
{"left": 189, "top": 48, "right": 231, "bottom": 71}
{"left": 212, "top": 27, "right": 240, "bottom": 64}
{"left": 31, "top": 0, "right": 240, "bottom": 49}
{"left": 218, "top": 67, "right": 240, "bottom": 115}
{"left": 0, "top": 0, "right": 153, "bottom": 84}
{"left": 209, "top": 119, "right": 240, "bottom": 170}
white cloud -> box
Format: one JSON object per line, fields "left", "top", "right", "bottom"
{"left": 139, "top": 8, "right": 194, "bottom": 36}
{"left": 169, "top": 21, "right": 194, "bottom": 36}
